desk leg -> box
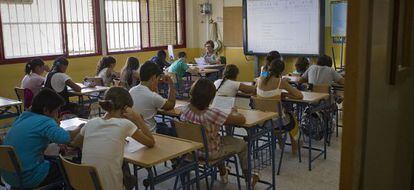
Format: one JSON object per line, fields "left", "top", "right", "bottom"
{"left": 271, "top": 124, "right": 276, "bottom": 190}
{"left": 133, "top": 165, "right": 139, "bottom": 190}
{"left": 145, "top": 168, "right": 155, "bottom": 190}
{"left": 246, "top": 128, "right": 253, "bottom": 190}
{"left": 193, "top": 151, "right": 201, "bottom": 190}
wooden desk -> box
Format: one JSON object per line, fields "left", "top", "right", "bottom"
{"left": 188, "top": 64, "right": 225, "bottom": 69}
{"left": 157, "top": 100, "right": 189, "bottom": 118}
{"left": 198, "top": 68, "right": 220, "bottom": 76}
{"left": 0, "top": 97, "right": 22, "bottom": 120}
{"left": 0, "top": 97, "right": 22, "bottom": 109}
{"left": 282, "top": 75, "right": 301, "bottom": 83}
{"left": 69, "top": 85, "right": 109, "bottom": 95}
{"left": 124, "top": 134, "right": 202, "bottom": 168}
{"left": 125, "top": 134, "right": 202, "bottom": 190}
{"left": 284, "top": 91, "right": 329, "bottom": 104}
{"left": 237, "top": 109, "right": 278, "bottom": 128}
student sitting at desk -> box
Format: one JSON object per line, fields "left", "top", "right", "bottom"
{"left": 120, "top": 57, "right": 140, "bottom": 89}
{"left": 260, "top": 51, "right": 282, "bottom": 77}
{"left": 151, "top": 50, "right": 170, "bottom": 71}
{"left": 21, "top": 58, "right": 49, "bottom": 97}
{"left": 299, "top": 55, "right": 345, "bottom": 85}
{"left": 203, "top": 40, "right": 221, "bottom": 65}
{"left": 292, "top": 57, "right": 310, "bottom": 77}
{"left": 130, "top": 61, "right": 176, "bottom": 134}
{"left": 96, "top": 56, "right": 119, "bottom": 86}
{"left": 45, "top": 57, "right": 82, "bottom": 114}
{"left": 1, "top": 89, "right": 80, "bottom": 189}
{"left": 214, "top": 64, "right": 256, "bottom": 97}
{"left": 73, "top": 87, "right": 155, "bottom": 190}
{"left": 180, "top": 79, "right": 260, "bottom": 187}
{"left": 257, "top": 59, "right": 303, "bottom": 153}
{"left": 168, "top": 52, "right": 199, "bottom": 87}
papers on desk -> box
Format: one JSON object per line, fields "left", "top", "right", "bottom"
{"left": 194, "top": 57, "right": 207, "bottom": 66}
{"left": 60, "top": 118, "right": 87, "bottom": 131}
{"left": 125, "top": 137, "right": 146, "bottom": 153}
{"left": 211, "top": 96, "right": 235, "bottom": 114}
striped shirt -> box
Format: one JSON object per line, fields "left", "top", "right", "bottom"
{"left": 180, "top": 105, "right": 228, "bottom": 154}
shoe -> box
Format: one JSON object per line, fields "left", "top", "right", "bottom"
{"left": 219, "top": 166, "right": 230, "bottom": 184}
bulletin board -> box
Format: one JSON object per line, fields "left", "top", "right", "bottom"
{"left": 223, "top": 7, "right": 243, "bottom": 47}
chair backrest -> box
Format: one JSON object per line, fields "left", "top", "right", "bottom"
{"left": 84, "top": 77, "right": 104, "bottom": 87}
{"left": 59, "top": 155, "right": 102, "bottom": 190}
{"left": 174, "top": 121, "right": 205, "bottom": 144}
{"left": 14, "top": 87, "right": 24, "bottom": 102}
{"left": 311, "top": 84, "right": 331, "bottom": 93}
{"left": 251, "top": 96, "right": 282, "bottom": 113}
{"left": 0, "top": 145, "right": 22, "bottom": 173}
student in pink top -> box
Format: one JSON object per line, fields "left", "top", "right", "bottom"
{"left": 21, "top": 59, "right": 49, "bottom": 96}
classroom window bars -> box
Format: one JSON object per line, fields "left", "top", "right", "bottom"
{"left": 0, "top": 0, "right": 100, "bottom": 60}
{"left": 0, "top": 0, "right": 185, "bottom": 63}
{"left": 105, "top": 0, "right": 185, "bottom": 53}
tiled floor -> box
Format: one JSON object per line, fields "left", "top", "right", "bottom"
{"left": 133, "top": 127, "right": 342, "bottom": 190}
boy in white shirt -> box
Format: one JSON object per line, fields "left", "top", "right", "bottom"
{"left": 300, "top": 55, "right": 345, "bottom": 85}
{"left": 129, "top": 61, "right": 176, "bottom": 133}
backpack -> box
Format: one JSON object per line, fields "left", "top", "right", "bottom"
{"left": 300, "top": 108, "right": 326, "bottom": 141}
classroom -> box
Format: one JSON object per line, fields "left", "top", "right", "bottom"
{"left": 0, "top": 0, "right": 413, "bottom": 190}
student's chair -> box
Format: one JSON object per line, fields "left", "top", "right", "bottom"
{"left": 14, "top": 87, "right": 32, "bottom": 111}
{"left": 58, "top": 155, "right": 102, "bottom": 190}
{"left": 174, "top": 121, "right": 242, "bottom": 190}
{"left": 0, "top": 145, "right": 63, "bottom": 190}
{"left": 250, "top": 96, "right": 287, "bottom": 175}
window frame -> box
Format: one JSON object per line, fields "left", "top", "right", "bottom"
{"left": 104, "top": 0, "right": 186, "bottom": 55}
{"left": 0, "top": 0, "right": 186, "bottom": 64}
{"left": 0, "top": 0, "right": 102, "bottom": 64}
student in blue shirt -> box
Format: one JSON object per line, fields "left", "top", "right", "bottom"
{"left": 1, "top": 88, "right": 81, "bottom": 189}
{"left": 168, "top": 52, "right": 199, "bottom": 87}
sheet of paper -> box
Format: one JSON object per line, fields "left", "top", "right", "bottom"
{"left": 125, "top": 137, "right": 146, "bottom": 153}
{"left": 60, "top": 118, "right": 87, "bottom": 131}
{"left": 168, "top": 45, "right": 175, "bottom": 60}
{"left": 194, "top": 57, "right": 207, "bottom": 66}
{"left": 211, "top": 96, "right": 235, "bottom": 114}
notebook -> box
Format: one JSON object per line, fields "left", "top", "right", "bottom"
{"left": 211, "top": 96, "right": 236, "bottom": 114}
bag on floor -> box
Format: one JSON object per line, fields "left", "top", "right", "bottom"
{"left": 300, "top": 109, "right": 325, "bottom": 141}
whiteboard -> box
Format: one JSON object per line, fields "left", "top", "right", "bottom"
{"left": 331, "top": 1, "right": 347, "bottom": 37}
{"left": 243, "top": 0, "right": 324, "bottom": 55}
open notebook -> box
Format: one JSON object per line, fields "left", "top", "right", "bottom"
{"left": 60, "top": 118, "right": 87, "bottom": 131}
{"left": 124, "top": 137, "right": 146, "bottom": 153}
{"left": 211, "top": 96, "right": 236, "bottom": 114}
{"left": 194, "top": 57, "right": 207, "bottom": 66}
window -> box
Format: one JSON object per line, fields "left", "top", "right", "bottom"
{"left": 0, "top": 0, "right": 63, "bottom": 58}
{"left": 105, "top": 0, "right": 185, "bottom": 53}
{"left": 0, "top": 0, "right": 99, "bottom": 60}
{"left": 105, "top": 0, "right": 141, "bottom": 52}
{"left": 65, "top": 0, "right": 98, "bottom": 55}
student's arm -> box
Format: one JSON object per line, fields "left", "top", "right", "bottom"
{"left": 66, "top": 79, "right": 81, "bottom": 92}
{"left": 70, "top": 125, "right": 85, "bottom": 148}
{"left": 44, "top": 121, "right": 71, "bottom": 144}
{"left": 299, "top": 68, "right": 310, "bottom": 84}
{"left": 123, "top": 108, "right": 155, "bottom": 148}
{"left": 224, "top": 110, "right": 246, "bottom": 125}
{"left": 161, "top": 76, "right": 176, "bottom": 110}
{"left": 239, "top": 83, "right": 256, "bottom": 95}
{"left": 281, "top": 79, "right": 303, "bottom": 99}
{"left": 332, "top": 69, "right": 345, "bottom": 85}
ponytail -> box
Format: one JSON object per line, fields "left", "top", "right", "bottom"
{"left": 217, "top": 64, "right": 239, "bottom": 91}
{"left": 264, "top": 59, "right": 285, "bottom": 85}
{"left": 25, "top": 62, "right": 32, "bottom": 75}
{"left": 25, "top": 59, "right": 45, "bottom": 75}
{"left": 99, "top": 99, "right": 115, "bottom": 112}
